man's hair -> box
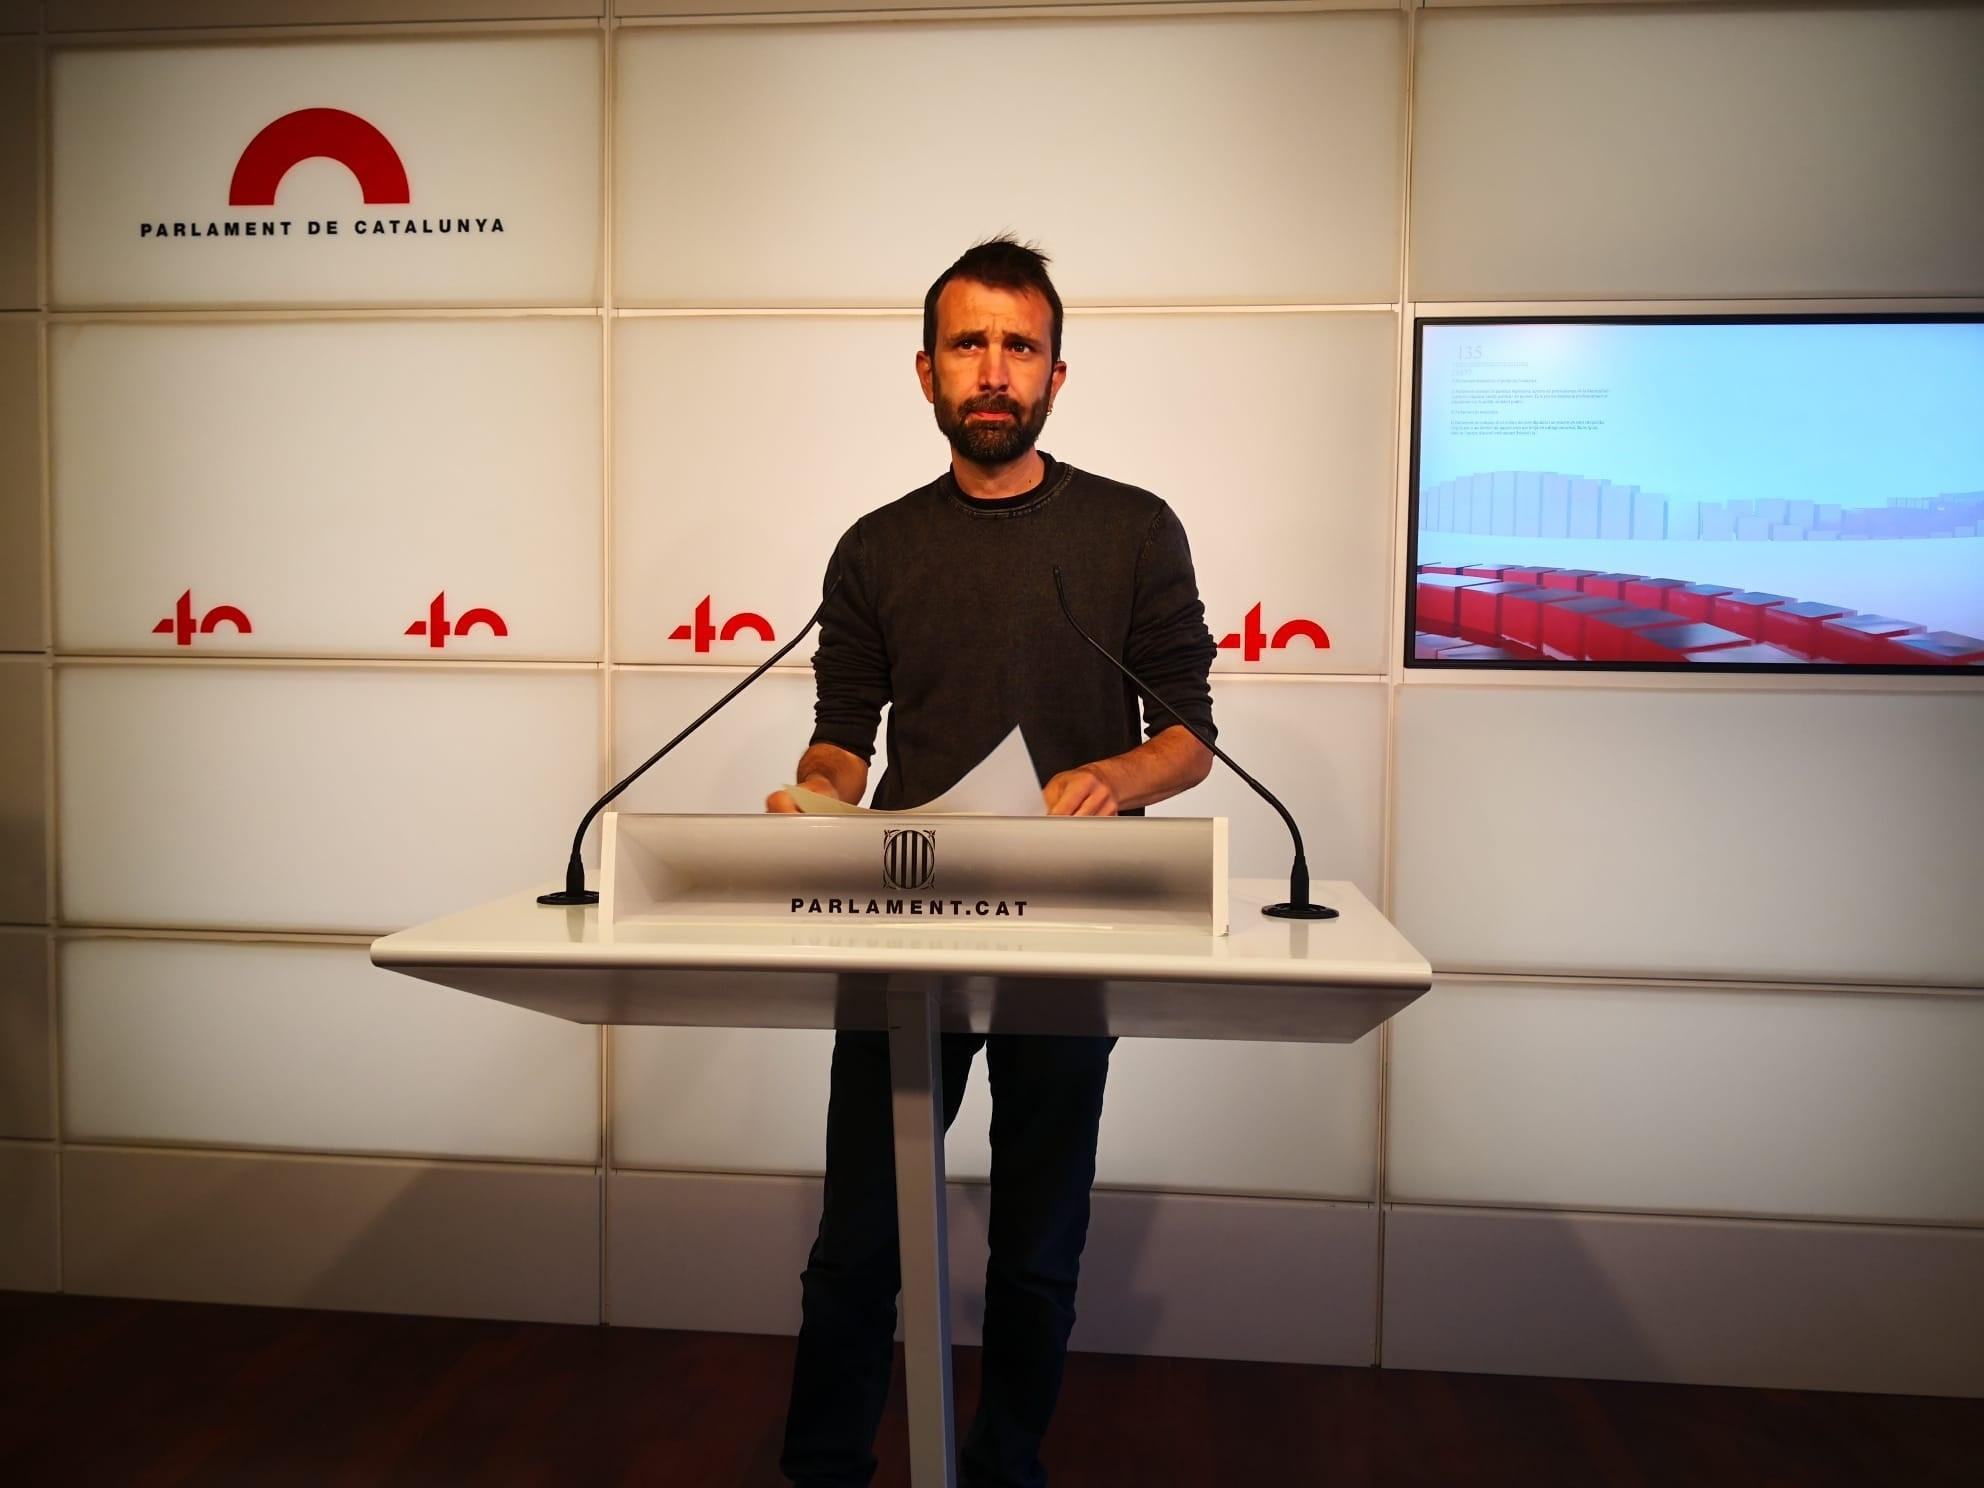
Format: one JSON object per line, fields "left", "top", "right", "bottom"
{"left": 922, "top": 236, "right": 1064, "bottom": 363}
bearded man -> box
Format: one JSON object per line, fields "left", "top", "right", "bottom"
{"left": 771, "top": 237, "right": 1217, "bottom": 1488}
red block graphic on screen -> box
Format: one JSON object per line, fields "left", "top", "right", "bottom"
{"left": 1760, "top": 600, "right": 1853, "bottom": 653}
{"left": 1818, "top": 614, "right": 1925, "bottom": 663}
{"left": 1539, "top": 569, "right": 1600, "bottom": 592}
{"left": 1627, "top": 621, "right": 1750, "bottom": 662}
{"left": 1669, "top": 583, "right": 1737, "bottom": 622}
{"left": 1496, "top": 587, "right": 1579, "bottom": 649}
{"left": 153, "top": 590, "right": 251, "bottom": 646}
{"left": 1457, "top": 581, "right": 1532, "bottom": 638}
{"left": 1583, "top": 607, "right": 1685, "bottom": 662}
{"left": 1711, "top": 592, "right": 1792, "bottom": 639}
{"left": 1216, "top": 605, "right": 1329, "bottom": 663}
{"left": 230, "top": 109, "right": 411, "bottom": 206}
{"left": 1888, "top": 631, "right": 1984, "bottom": 665}
{"left": 406, "top": 592, "right": 507, "bottom": 648}
{"left": 1416, "top": 572, "right": 1490, "bottom": 628}
{"left": 1539, "top": 595, "right": 1627, "bottom": 659}
{"left": 669, "top": 596, "right": 775, "bottom": 653}
{"left": 1581, "top": 573, "right": 1645, "bottom": 601}
{"left": 1622, "top": 578, "right": 1688, "bottom": 610}
{"left": 1684, "top": 641, "right": 1807, "bottom": 665}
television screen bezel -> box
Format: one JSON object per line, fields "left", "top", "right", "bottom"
{"left": 1404, "top": 311, "right": 1984, "bottom": 676}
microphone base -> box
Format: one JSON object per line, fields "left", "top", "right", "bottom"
{"left": 536, "top": 888, "right": 600, "bottom": 907}
{"left": 1262, "top": 901, "right": 1339, "bottom": 921}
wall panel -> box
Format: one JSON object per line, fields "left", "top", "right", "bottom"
{"left": 0, "top": 658, "right": 49, "bottom": 925}
{"left": 0, "top": 39, "right": 35, "bottom": 309}
{"left": 1152, "top": 677, "right": 1385, "bottom": 893}
{"left": 1383, "top": 1205, "right": 1984, "bottom": 1398}
{"left": 62, "top": 938, "right": 599, "bottom": 1162}
{"left": 1393, "top": 686, "right": 1984, "bottom": 986}
{"left": 51, "top": 0, "right": 604, "bottom": 26}
{"left": 1412, "top": 6, "right": 1984, "bottom": 300}
{"left": 615, "top": 13, "right": 1403, "bottom": 305}
{"left": 613, "top": 311, "right": 1395, "bottom": 673}
{"left": 613, "top": 1020, "right": 1379, "bottom": 1200}
{"left": 609, "top": 1169, "right": 1378, "bottom": 1365}
{"left": 0, "top": 318, "right": 42, "bottom": 650}
{"left": 0, "top": 1143, "right": 60, "bottom": 1292}
{"left": 0, "top": 931, "right": 53, "bottom": 1140}
{"left": 56, "top": 665, "right": 600, "bottom": 932}
{"left": 50, "top": 34, "right": 601, "bottom": 307}
{"left": 63, "top": 1145, "right": 599, "bottom": 1322}
{"left": 620, "top": 0, "right": 1391, "bottom": 14}
{"left": 51, "top": 319, "right": 603, "bottom": 659}
{"left": 612, "top": 666, "right": 847, "bottom": 813}
{"left": 1390, "top": 980, "right": 1984, "bottom": 1225}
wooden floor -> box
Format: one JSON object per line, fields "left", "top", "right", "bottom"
{"left": 3, "top": 1293, "right": 1978, "bottom": 1486}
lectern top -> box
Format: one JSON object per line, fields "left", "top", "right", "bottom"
{"left": 372, "top": 878, "right": 1429, "bottom": 992}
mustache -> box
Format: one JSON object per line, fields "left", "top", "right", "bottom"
{"left": 960, "top": 395, "right": 1025, "bottom": 417}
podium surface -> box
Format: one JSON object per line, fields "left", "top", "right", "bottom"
{"left": 371, "top": 877, "right": 1428, "bottom": 1044}
{"left": 372, "top": 876, "right": 1430, "bottom": 1487}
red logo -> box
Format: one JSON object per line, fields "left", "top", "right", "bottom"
{"left": 669, "top": 597, "right": 775, "bottom": 653}
{"left": 153, "top": 590, "right": 251, "bottom": 646}
{"left": 1217, "top": 604, "right": 1330, "bottom": 663}
{"left": 406, "top": 592, "right": 507, "bottom": 648}
{"left": 230, "top": 109, "right": 411, "bottom": 206}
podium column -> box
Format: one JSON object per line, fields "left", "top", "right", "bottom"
{"left": 887, "top": 975, "right": 958, "bottom": 1488}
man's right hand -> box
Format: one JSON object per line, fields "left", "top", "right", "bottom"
{"left": 766, "top": 775, "right": 838, "bottom": 813}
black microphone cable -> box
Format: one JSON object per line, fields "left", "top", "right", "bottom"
{"left": 538, "top": 572, "right": 844, "bottom": 907}
{"left": 1051, "top": 565, "right": 1336, "bottom": 921}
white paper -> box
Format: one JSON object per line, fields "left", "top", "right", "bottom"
{"left": 781, "top": 726, "right": 1046, "bottom": 817}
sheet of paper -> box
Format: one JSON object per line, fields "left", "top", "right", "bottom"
{"left": 779, "top": 726, "right": 1046, "bottom": 817}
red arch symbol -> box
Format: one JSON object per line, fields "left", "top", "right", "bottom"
{"left": 456, "top": 608, "right": 508, "bottom": 638}
{"left": 1271, "top": 618, "right": 1330, "bottom": 651}
{"left": 719, "top": 611, "right": 775, "bottom": 643}
{"left": 229, "top": 108, "right": 411, "bottom": 207}
{"left": 199, "top": 604, "right": 252, "bottom": 635}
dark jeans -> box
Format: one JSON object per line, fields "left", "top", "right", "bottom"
{"left": 780, "top": 1028, "right": 1116, "bottom": 1488}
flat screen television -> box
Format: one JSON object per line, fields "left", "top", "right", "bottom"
{"left": 1405, "top": 315, "right": 1984, "bottom": 671}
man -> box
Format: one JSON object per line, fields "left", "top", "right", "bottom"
{"left": 769, "top": 237, "right": 1217, "bottom": 1488}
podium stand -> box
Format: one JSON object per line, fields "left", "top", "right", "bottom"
{"left": 372, "top": 815, "right": 1431, "bottom": 1488}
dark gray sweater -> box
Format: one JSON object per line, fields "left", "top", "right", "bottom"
{"left": 810, "top": 456, "right": 1218, "bottom": 812}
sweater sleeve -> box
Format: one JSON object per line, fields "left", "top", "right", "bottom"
{"left": 1124, "top": 502, "right": 1218, "bottom": 744}
{"left": 808, "top": 521, "right": 891, "bottom": 762}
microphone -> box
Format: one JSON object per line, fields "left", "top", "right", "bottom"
{"left": 538, "top": 572, "right": 844, "bottom": 907}
{"left": 1051, "top": 566, "right": 1336, "bottom": 921}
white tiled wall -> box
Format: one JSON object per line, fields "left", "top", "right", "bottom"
{"left": 1392, "top": 686, "right": 1984, "bottom": 987}
{"left": 18, "top": 1, "right": 1983, "bottom": 1395}
{"left": 56, "top": 666, "right": 600, "bottom": 932}
{"left": 52, "top": 319, "right": 604, "bottom": 659}
{"left": 62, "top": 938, "right": 599, "bottom": 1162}
{"left": 1411, "top": 6, "right": 1984, "bottom": 300}
{"left": 614, "top": 13, "right": 1405, "bottom": 306}
{"left": 1389, "top": 980, "right": 1984, "bottom": 1224}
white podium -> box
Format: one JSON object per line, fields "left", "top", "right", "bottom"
{"left": 372, "top": 815, "right": 1431, "bottom": 1488}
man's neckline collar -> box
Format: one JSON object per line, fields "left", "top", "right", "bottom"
{"left": 942, "top": 452, "right": 1073, "bottom": 517}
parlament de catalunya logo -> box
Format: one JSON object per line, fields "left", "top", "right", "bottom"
{"left": 138, "top": 107, "right": 506, "bottom": 243}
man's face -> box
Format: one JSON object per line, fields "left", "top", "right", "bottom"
{"left": 917, "top": 278, "right": 1067, "bottom": 468}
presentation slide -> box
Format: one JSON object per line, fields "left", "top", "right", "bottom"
{"left": 1409, "top": 318, "right": 1984, "bottom": 668}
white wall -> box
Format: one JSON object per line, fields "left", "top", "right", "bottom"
{"left": 3, "top": 0, "right": 1979, "bottom": 1399}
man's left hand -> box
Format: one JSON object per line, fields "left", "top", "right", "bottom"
{"left": 1043, "top": 765, "right": 1120, "bottom": 817}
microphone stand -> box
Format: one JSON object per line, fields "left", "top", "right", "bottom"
{"left": 1052, "top": 566, "right": 1336, "bottom": 921}
{"left": 538, "top": 574, "right": 843, "bottom": 907}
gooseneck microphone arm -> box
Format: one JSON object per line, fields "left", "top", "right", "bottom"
{"left": 538, "top": 573, "right": 844, "bottom": 907}
{"left": 1051, "top": 566, "right": 1336, "bottom": 921}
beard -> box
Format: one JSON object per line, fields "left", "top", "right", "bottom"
{"left": 933, "top": 389, "right": 1051, "bottom": 467}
